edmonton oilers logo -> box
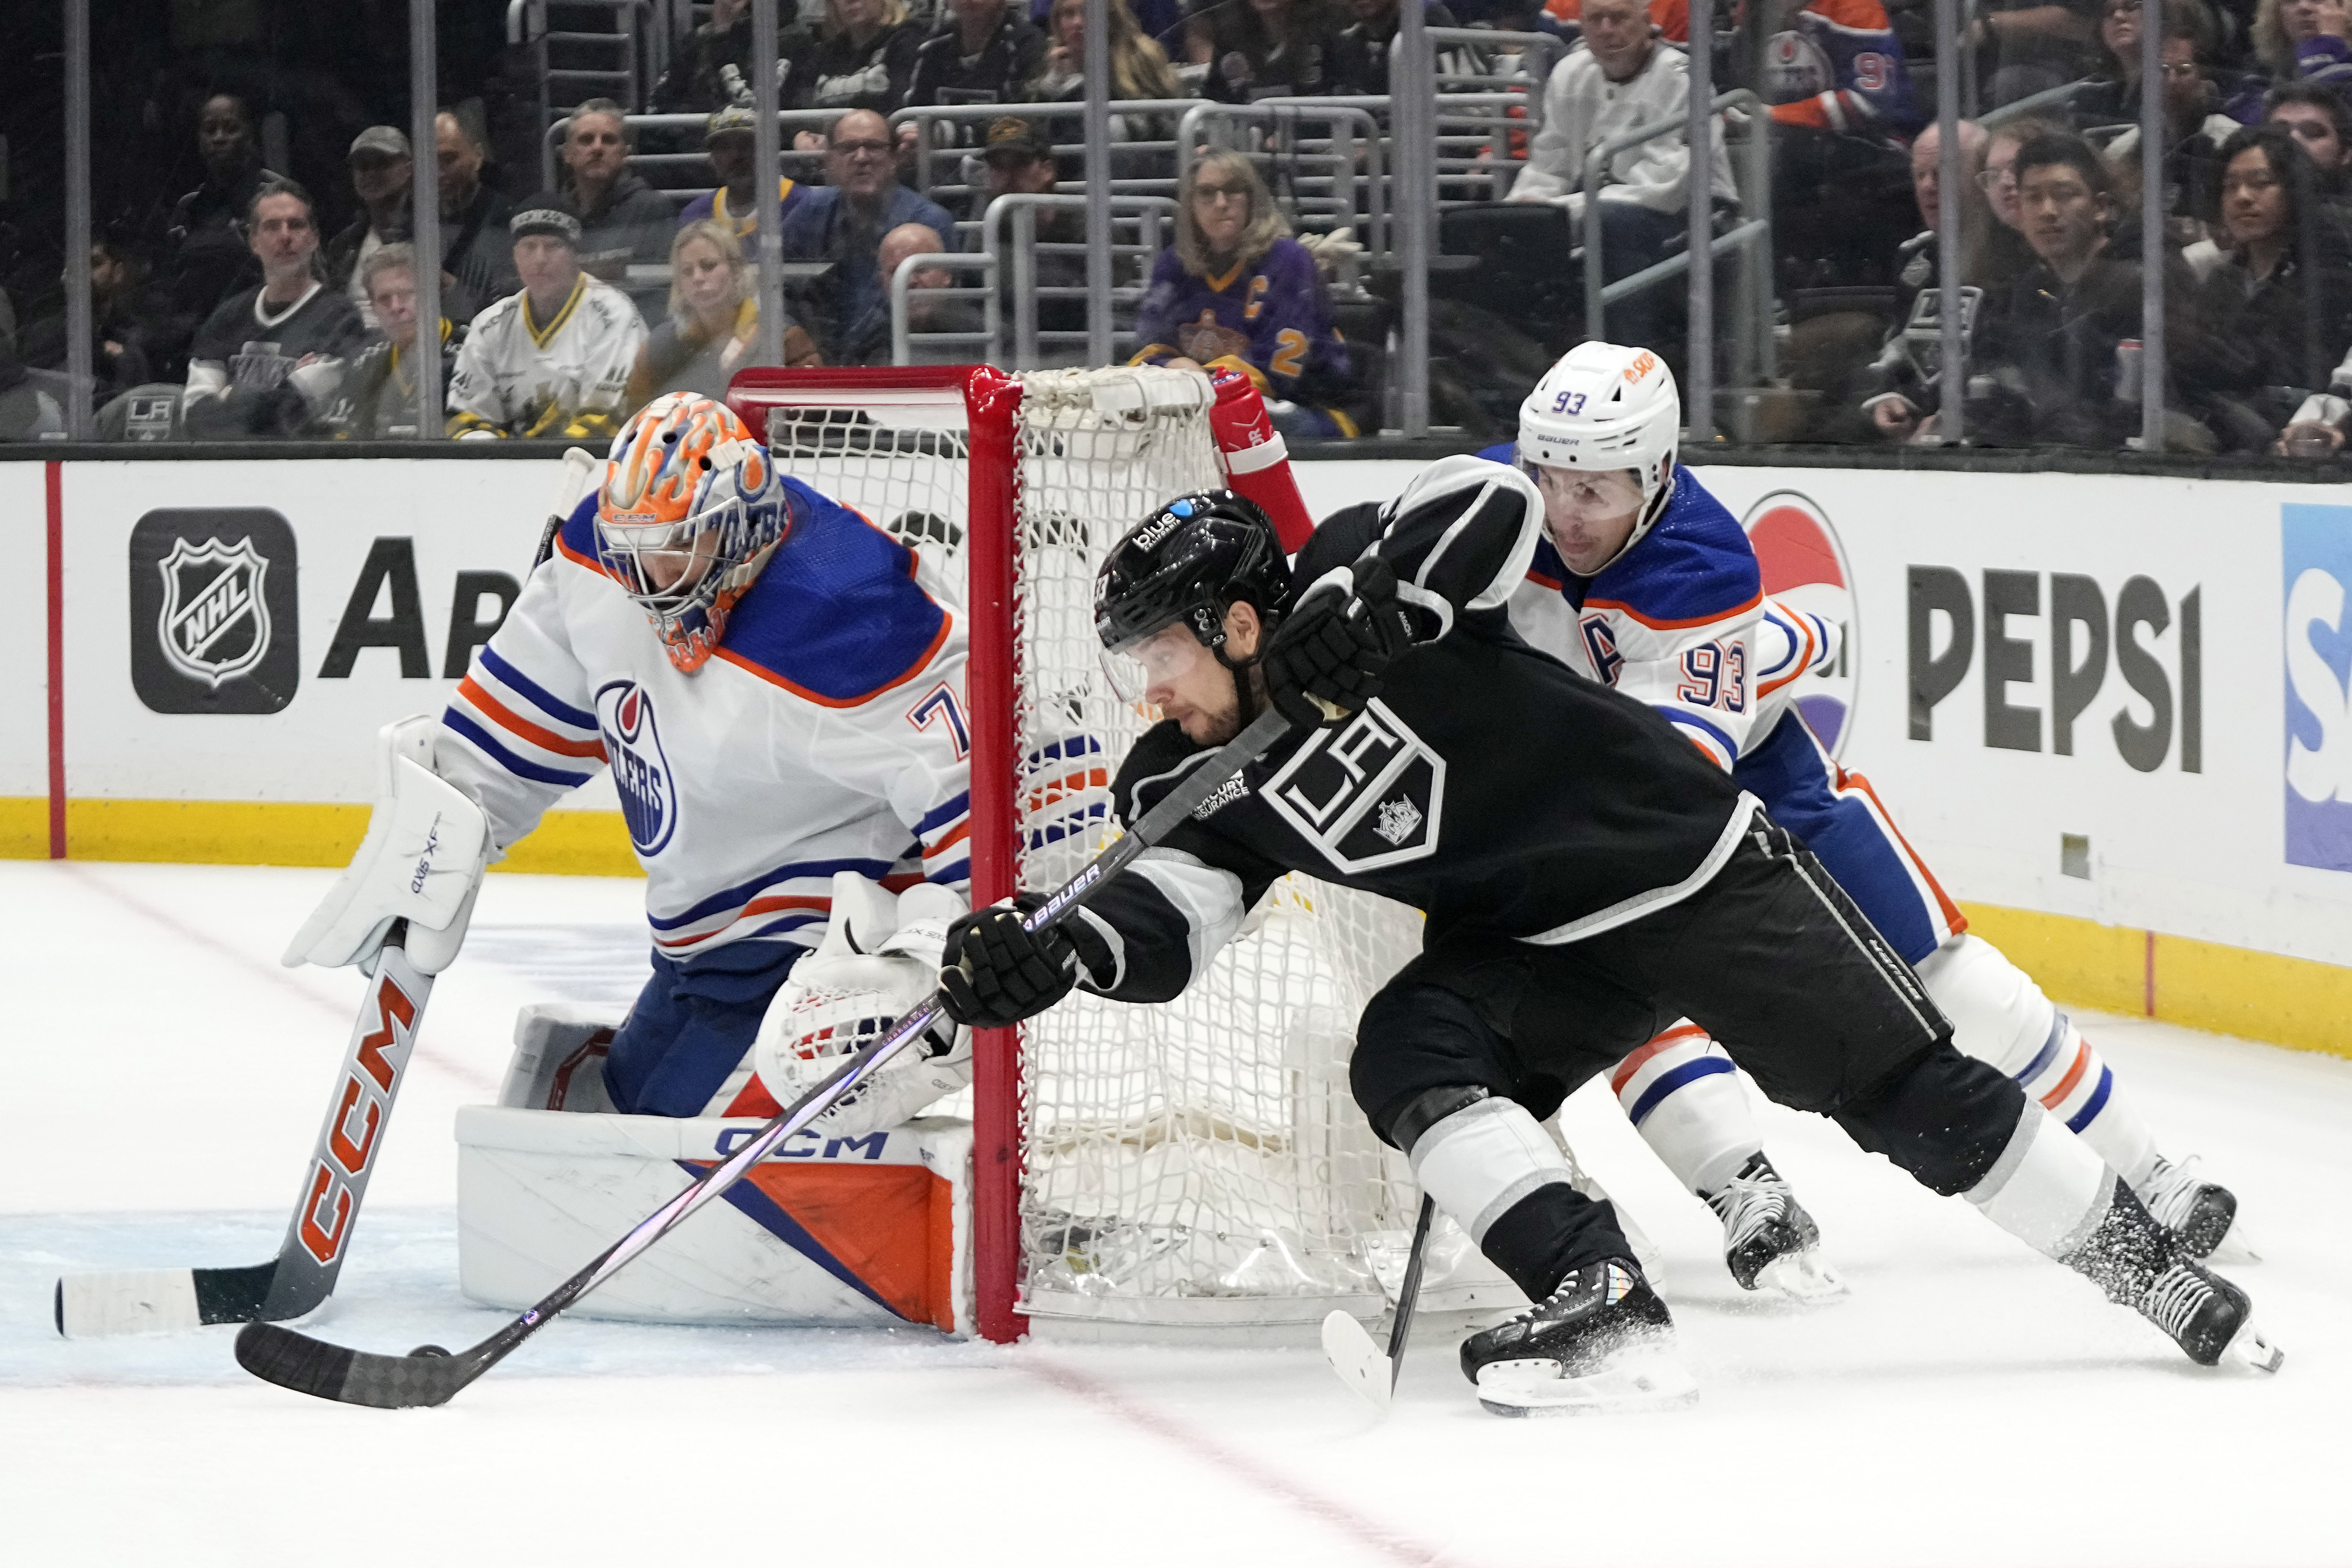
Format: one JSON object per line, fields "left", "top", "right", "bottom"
{"left": 597, "top": 680, "right": 680, "bottom": 855}
{"left": 1740, "top": 491, "right": 1859, "bottom": 758}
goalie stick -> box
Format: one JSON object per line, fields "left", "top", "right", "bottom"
{"left": 55, "top": 927, "right": 432, "bottom": 1337}
{"left": 1321, "top": 1193, "right": 1436, "bottom": 1414}
{"left": 235, "top": 705, "right": 1298, "bottom": 1408}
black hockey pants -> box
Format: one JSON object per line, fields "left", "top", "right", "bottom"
{"left": 1351, "top": 813, "right": 2031, "bottom": 1299}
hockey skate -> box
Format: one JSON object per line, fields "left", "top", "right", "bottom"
{"left": 1460, "top": 1259, "right": 1698, "bottom": 1416}
{"left": 1702, "top": 1153, "right": 1846, "bottom": 1301}
{"left": 2136, "top": 1156, "right": 2248, "bottom": 1261}
{"left": 2068, "top": 1181, "right": 2282, "bottom": 1373}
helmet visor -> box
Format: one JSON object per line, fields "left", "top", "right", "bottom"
{"left": 598, "top": 492, "right": 745, "bottom": 615}
{"left": 1098, "top": 619, "right": 1215, "bottom": 705}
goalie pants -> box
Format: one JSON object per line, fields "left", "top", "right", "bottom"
{"left": 604, "top": 940, "right": 802, "bottom": 1117}
{"left": 1352, "top": 813, "right": 2029, "bottom": 1300}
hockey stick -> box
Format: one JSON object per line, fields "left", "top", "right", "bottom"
{"left": 56, "top": 926, "right": 432, "bottom": 1337}
{"left": 1321, "top": 1192, "right": 1436, "bottom": 1413}
{"left": 236, "top": 705, "right": 1298, "bottom": 1408}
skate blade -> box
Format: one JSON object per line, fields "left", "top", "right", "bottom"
{"left": 1320, "top": 1309, "right": 1395, "bottom": 1413}
{"left": 1475, "top": 1348, "right": 1699, "bottom": 1417}
{"left": 2222, "top": 1319, "right": 2285, "bottom": 1375}
{"left": 2210, "top": 1220, "right": 2262, "bottom": 1266}
{"left": 1753, "top": 1247, "right": 1849, "bottom": 1304}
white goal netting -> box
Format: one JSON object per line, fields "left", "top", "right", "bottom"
{"left": 754, "top": 367, "right": 1428, "bottom": 1332}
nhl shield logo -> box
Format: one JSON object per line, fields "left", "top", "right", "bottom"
{"left": 157, "top": 536, "right": 273, "bottom": 689}
{"left": 598, "top": 680, "right": 681, "bottom": 855}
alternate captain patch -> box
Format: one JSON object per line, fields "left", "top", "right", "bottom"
{"left": 1264, "top": 699, "right": 1444, "bottom": 872}
{"left": 598, "top": 680, "right": 680, "bottom": 855}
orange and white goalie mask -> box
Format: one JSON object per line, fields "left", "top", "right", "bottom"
{"left": 595, "top": 393, "right": 791, "bottom": 672}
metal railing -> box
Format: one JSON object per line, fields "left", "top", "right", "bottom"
{"left": 514, "top": 0, "right": 657, "bottom": 153}
{"left": 887, "top": 252, "right": 998, "bottom": 366}
{"left": 541, "top": 109, "right": 842, "bottom": 200}
{"left": 1580, "top": 89, "right": 1775, "bottom": 390}
{"left": 1174, "top": 104, "right": 1387, "bottom": 256}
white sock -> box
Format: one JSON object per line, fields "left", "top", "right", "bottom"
{"left": 1612, "top": 1023, "right": 1760, "bottom": 1196}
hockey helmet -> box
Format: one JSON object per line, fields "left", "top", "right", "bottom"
{"left": 1094, "top": 490, "right": 1291, "bottom": 697}
{"left": 596, "top": 393, "right": 791, "bottom": 673}
{"left": 1517, "top": 342, "right": 1682, "bottom": 563}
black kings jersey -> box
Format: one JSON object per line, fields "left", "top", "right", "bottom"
{"left": 1071, "top": 469, "right": 1759, "bottom": 1007}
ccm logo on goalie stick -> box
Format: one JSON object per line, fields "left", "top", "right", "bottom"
{"left": 1264, "top": 700, "right": 1445, "bottom": 873}
{"left": 298, "top": 974, "right": 419, "bottom": 1265}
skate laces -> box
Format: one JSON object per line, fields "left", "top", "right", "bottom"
{"left": 1706, "top": 1162, "right": 1792, "bottom": 1253}
{"left": 2141, "top": 1262, "right": 2216, "bottom": 1340}
{"left": 2138, "top": 1156, "right": 2211, "bottom": 1231}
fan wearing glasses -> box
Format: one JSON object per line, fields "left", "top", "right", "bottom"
{"left": 775, "top": 109, "right": 961, "bottom": 364}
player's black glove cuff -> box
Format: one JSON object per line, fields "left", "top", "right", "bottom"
{"left": 939, "top": 896, "right": 1079, "bottom": 1029}
{"left": 1263, "top": 555, "right": 1416, "bottom": 727}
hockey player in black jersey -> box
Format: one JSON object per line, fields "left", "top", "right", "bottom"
{"left": 939, "top": 462, "right": 2281, "bottom": 1413}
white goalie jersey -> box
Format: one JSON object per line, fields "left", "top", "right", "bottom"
{"left": 435, "top": 480, "right": 975, "bottom": 959}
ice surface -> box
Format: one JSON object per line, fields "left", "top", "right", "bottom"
{"left": 4, "top": 860, "right": 2348, "bottom": 1566}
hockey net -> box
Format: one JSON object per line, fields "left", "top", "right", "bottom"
{"left": 729, "top": 366, "right": 1424, "bottom": 1341}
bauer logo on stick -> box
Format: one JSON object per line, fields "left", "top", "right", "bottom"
{"left": 128, "top": 509, "right": 301, "bottom": 715}
{"left": 597, "top": 681, "right": 680, "bottom": 855}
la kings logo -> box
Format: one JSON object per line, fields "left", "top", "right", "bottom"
{"left": 1264, "top": 700, "right": 1444, "bottom": 873}
{"left": 128, "top": 509, "right": 300, "bottom": 714}
{"left": 597, "top": 680, "right": 680, "bottom": 855}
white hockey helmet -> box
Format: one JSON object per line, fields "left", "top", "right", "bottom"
{"left": 1517, "top": 342, "right": 1683, "bottom": 557}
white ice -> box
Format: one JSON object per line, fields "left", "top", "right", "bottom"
{"left": 4, "top": 860, "right": 2347, "bottom": 1566}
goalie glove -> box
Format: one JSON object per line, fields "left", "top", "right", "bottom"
{"left": 753, "top": 875, "right": 971, "bottom": 1139}
{"left": 283, "top": 715, "right": 490, "bottom": 976}
{"left": 1261, "top": 554, "right": 1418, "bottom": 727}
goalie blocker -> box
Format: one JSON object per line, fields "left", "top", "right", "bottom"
{"left": 943, "top": 466, "right": 2281, "bottom": 1414}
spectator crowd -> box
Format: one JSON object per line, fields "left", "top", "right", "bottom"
{"left": 11, "top": 0, "right": 2352, "bottom": 454}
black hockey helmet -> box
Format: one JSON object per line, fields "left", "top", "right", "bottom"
{"left": 1094, "top": 490, "right": 1293, "bottom": 659}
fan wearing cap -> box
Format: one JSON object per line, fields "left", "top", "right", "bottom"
{"left": 324, "top": 126, "right": 416, "bottom": 332}
{"left": 446, "top": 203, "right": 648, "bottom": 439}
{"left": 418, "top": 392, "right": 979, "bottom": 1128}
{"left": 677, "top": 106, "right": 810, "bottom": 241}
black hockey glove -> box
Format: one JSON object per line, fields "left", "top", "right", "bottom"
{"left": 1262, "top": 555, "right": 1417, "bottom": 727}
{"left": 939, "top": 896, "right": 1078, "bottom": 1029}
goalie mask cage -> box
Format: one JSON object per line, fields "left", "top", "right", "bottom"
{"left": 728, "top": 366, "right": 1424, "bottom": 1344}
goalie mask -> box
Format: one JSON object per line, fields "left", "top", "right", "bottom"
{"left": 1517, "top": 342, "right": 1681, "bottom": 572}
{"left": 596, "top": 393, "right": 792, "bottom": 673}
{"left": 1094, "top": 490, "right": 1292, "bottom": 706}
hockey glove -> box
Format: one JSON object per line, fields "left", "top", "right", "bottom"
{"left": 940, "top": 896, "right": 1080, "bottom": 1029}
{"left": 1262, "top": 554, "right": 1416, "bottom": 727}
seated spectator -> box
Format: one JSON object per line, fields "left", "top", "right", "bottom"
{"left": 1860, "top": 120, "right": 2007, "bottom": 439}
{"left": 878, "top": 221, "right": 989, "bottom": 361}
{"left": 801, "top": 0, "right": 926, "bottom": 116}
{"left": 436, "top": 110, "right": 520, "bottom": 324}
{"left": 446, "top": 206, "right": 647, "bottom": 440}
{"left": 2265, "top": 78, "right": 2352, "bottom": 185}
{"left": 2245, "top": 0, "right": 2352, "bottom": 102}
{"left": 1329, "top": 0, "right": 1461, "bottom": 96}
{"left": 1506, "top": 0, "right": 1735, "bottom": 346}
{"left": 777, "top": 110, "right": 960, "bottom": 363}
{"left": 653, "top": 0, "right": 820, "bottom": 115}
{"left": 182, "top": 179, "right": 366, "bottom": 441}
{"left": 1030, "top": 0, "right": 1185, "bottom": 52}
{"left": 679, "top": 106, "right": 811, "bottom": 241}
{"left": 327, "top": 244, "right": 466, "bottom": 440}
{"left": 1968, "top": 0, "right": 2099, "bottom": 105}
{"left": 159, "top": 93, "right": 283, "bottom": 342}
{"left": 2171, "top": 126, "right": 2352, "bottom": 446}
{"left": 969, "top": 118, "right": 1091, "bottom": 346}
{"left": 555, "top": 99, "right": 679, "bottom": 321}
{"left": 1959, "top": 133, "right": 2207, "bottom": 447}
{"left": 1185, "top": 0, "right": 1345, "bottom": 101}
{"left": 1029, "top": 0, "right": 1185, "bottom": 102}
{"left": 2099, "top": 1, "right": 2241, "bottom": 235}
{"left": 629, "top": 220, "right": 821, "bottom": 406}
{"left": 909, "top": 0, "right": 1048, "bottom": 124}
{"left": 25, "top": 231, "right": 172, "bottom": 408}
{"left": 325, "top": 128, "right": 414, "bottom": 331}
{"left": 1131, "top": 151, "right": 1365, "bottom": 437}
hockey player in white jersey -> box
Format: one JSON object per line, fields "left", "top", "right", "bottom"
{"left": 285, "top": 393, "right": 977, "bottom": 1131}
{"left": 445, "top": 206, "right": 647, "bottom": 441}
{"left": 1485, "top": 341, "right": 2244, "bottom": 1279}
